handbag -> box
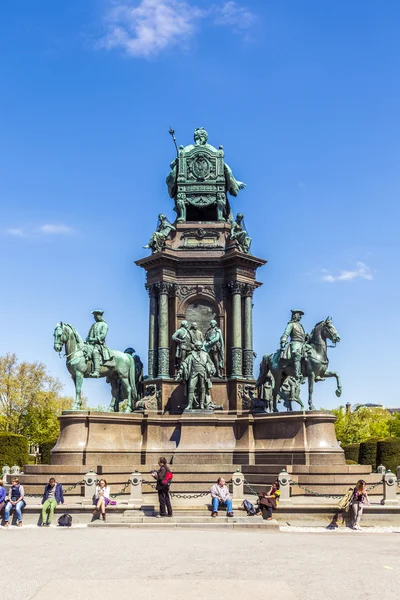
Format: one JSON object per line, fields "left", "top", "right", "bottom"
{"left": 338, "top": 488, "right": 353, "bottom": 511}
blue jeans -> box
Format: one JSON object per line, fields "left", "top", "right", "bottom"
{"left": 212, "top": 497, "right": 233, "bottom": 513}
{"left": 4, "top": 501, "right": 24, "bottom": 523}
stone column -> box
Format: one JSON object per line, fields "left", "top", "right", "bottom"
{"left": 243, "top": 284, "right": 255, "bottom": 379}
{"left": 147, "top": 285, "right": 158, "bottom": 379}
{"left": 157, "top": 282, "right": 173, "bottom": 378}
{"left": 229, "top": 281, "right": 243, "bottom": 378}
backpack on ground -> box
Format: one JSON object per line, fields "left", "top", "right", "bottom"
{"left": 162, "top": 471, "right": 173, "bottom": 486}
{"left": 58, "top": 513, "right": 72, "bottom": 527}
{"left": 242, "top": 499, "right": 257, "bottom": 516}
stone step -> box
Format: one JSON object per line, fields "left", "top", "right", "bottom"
{"left": 88, "top": 518, "right": 279, "bottom": 530}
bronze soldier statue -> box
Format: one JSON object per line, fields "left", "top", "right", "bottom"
{"left": 280, "top": 309, "right": 306, "bottom": 383}
{"left": 204, "top": 319, "right": 224, "bottom": 378}
{"left": 189, "top": 322, "right": 204, "bottom": 348}
{"left": 86, "top": 310, "right": 113, "bottom": 378}
{"left": 172, "top": 320, "right": 192, "bottom": 370}
{"left": 177, "top": 340, "right": 216, "bottom": 411}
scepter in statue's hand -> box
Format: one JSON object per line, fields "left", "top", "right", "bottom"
{"left": 169, "top": 127, "right": 179, "bottom": 156}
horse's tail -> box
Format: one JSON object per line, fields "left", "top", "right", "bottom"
{"left": 128, "top": 356, "right": 138, "bottom": 403}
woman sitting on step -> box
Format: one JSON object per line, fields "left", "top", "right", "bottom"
{"left": 93, "top": 479, "right": 111, "bottom": 521}
{"left": 350, "top": 479, "right": 370, "bottom": 530}
{"left": 257, "top": 479, "right": 280, "bottom": 520}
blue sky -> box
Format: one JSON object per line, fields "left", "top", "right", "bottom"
{"left": 1, "top": 0, "right": 399, "bottom": 409}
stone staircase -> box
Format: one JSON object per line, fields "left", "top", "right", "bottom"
{"left": 18, "top": 462, "right": 383, "bottom": 501}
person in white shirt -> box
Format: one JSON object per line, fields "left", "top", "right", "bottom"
{"left": 210, "top": 477, "right": 233, "bottom": 517}
{"left": 93, "top": 478, "right": 111, "bottom": 521}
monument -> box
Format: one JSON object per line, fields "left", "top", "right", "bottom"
{"left": 50, "top": 127, "right": 344, "bottom": 468}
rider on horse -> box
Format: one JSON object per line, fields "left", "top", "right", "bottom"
{"left": 86, "top": 310, "right": 114, "bottom": 378}
{"left": 280, "top": 309, "right": 307, "bottom": 383}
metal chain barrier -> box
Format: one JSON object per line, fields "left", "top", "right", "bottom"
{"left": 142, "top": 479, "right": 210, "bottom": 500}
{"left": 289, "top": 478, "right": 384, "bottom": 500}
{"left": 110, "top": 479, "right": 132, "bottom": 499}
{"left": 243, "top": 478, "right": 260, "bottom": 497}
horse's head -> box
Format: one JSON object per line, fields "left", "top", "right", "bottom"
{"left": 321, "top": 316, "right": 341, "bottom": 345}
{"left": 53, "top": 322, "right": 67, "bottom": 353}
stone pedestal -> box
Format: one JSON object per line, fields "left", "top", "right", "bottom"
{"left": 52, "top": 410, "right": 345, "bottom": 467}
{"left": 135, "top": 221, "right": 266, "bottom": 408}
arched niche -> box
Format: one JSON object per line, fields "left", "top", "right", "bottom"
{"left": 182, "top": 296, "right": 220, "bottom": 336}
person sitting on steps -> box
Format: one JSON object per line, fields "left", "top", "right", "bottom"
{"left": 257, "top": 479, "right": 281, "bottom": 520}
{"left": 41, "top": 477, "right": 64, "bottom": 526}
{"left": 351, "top": 479, "right": 370, "bottom": 530}
{"left": 92, "top": 479, "right": 111, "bottom": 521}
{"left": 3, "top": 477, "right": 25, "bottom": 527}
{"left": 210, "top": 477, "right": 233, "bottom": 517}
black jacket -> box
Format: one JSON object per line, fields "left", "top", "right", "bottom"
{"left": 156, "top": 465, "right": 170, "bottom": 491}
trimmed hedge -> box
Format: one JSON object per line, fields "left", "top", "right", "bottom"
{"left": 359, "top": 437, "right": 381, "bottom": 470}
{"left": 345, "top": 459, "right": 358, "bottom": 465}
{"left": 40, "top": 439, "right": 58, "bottom": 464}
{"left": 376, "top": 437, "right": 400, "bottom": 472}
{"left": 0, "top": 433, "right": 29, "bottom": 468}
{"left": 343, "top": 443, "right": 360, "bottom": 463}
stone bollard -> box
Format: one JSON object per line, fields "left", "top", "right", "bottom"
{"left": 381, "top": 470, "right": 399, "bottom": 506}
{"left": 84, "top": 470, "right": 98, "bottom": 502}
{"left": 2, "top": 465, "right": 10, "bottom": 484}
{"left": 11, "top": 465, "right": 21, "bottom": 475}
{"left": 129, "top": 471, "right": 143, "bottom": 507}
{"left": 377, "top": 465, "right": 386, "bottom": 476}
{"left": 278, "top": 469, "right": 292, "bottom": 503}
{"left": 232, "top": 469, "right": 244, "bottom": 501}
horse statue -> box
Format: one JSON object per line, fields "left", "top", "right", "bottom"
{"left": 53, "top": 322, "right": 137, "bottom": 412}
{"left": 257, "top": 317, "right": 341, "bottom": 412}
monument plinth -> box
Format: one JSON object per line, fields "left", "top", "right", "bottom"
{"left": 51, "top": 410, "right": 343, "bottom": 466}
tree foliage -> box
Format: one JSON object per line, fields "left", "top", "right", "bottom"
{"left": 0, "top": 353, "right": 77, "bottom": 446}
{"left": 333, "top": 406, "right": 393, "bottom": 446}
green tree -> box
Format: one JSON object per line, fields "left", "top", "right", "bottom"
{"left": 0, "top": 353, "right": 80, "bottom": 445}
{"left": 333, "top": 406, "right": 392, "bottom": 446}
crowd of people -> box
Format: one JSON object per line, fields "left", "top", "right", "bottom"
{"left": 0, "top": 464, "right": 370, "bottom": 529}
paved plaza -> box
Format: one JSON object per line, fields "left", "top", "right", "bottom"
{"left": 1, "top": 527, "right": 399, "bottom": 600}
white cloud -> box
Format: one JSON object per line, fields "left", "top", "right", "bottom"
{"left": 7, "top": 228, "right": 25, "bottom": 237}
{"left": 321, "top": 261, "right": 373, "bottom": 283}
{"left": 39, "top": 224, "right": 75, "bottom": 235}
{"left": 213, "top": 0, "right": 255, "bottom": 31}
{"left": 99, "top": 0, "right": 255, "bottom": 58}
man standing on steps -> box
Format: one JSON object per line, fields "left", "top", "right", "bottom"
{"left": 280, "top": 309, "right": 306, "bottom": 383}
{"left": 86, "top": 309, "right": 113, "bottom": 378}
